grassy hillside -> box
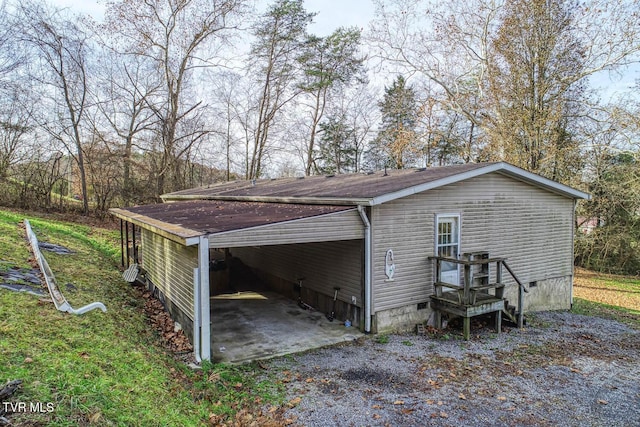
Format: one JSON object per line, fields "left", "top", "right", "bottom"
{"left": 0, "top": 210, "right": 284, "bottom": 426}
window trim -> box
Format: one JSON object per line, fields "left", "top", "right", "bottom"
{"left": 435, "top": 213, "right": 461, "bottom": 284}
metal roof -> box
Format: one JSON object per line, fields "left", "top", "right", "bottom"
{"left": 161, "top": 162, "right": 590, "bottom": 204}
{"left": 110, "top": 200, "right": 357, "bottom": 245}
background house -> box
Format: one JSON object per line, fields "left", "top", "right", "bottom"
{"left": 110, "top": 162, "right": 589, "bottom": 361}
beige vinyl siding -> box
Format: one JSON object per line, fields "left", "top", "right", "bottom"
{"left": 232, "top": 240, "right": 363, "bottom": 306}
{"left": 371, "top": 172, "right": 574, "bottom": 313}
{"left": 141, "top": 229, "right": 198, "bottom": 320}
{"left": 208, "top": 209, "right": 363, "bottom": 248}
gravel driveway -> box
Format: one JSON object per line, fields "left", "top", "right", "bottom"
{"left": 272, "top": 312, "right": 640, "bottom": 427}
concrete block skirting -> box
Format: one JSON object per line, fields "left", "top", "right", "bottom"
{"left": 521, "top": 275, "right": 573, "bottom": 312}
{"left": 374, "top": 304, "right": 431, "bottom": 334}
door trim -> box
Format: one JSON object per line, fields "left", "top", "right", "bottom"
{"left": 435, "top": 213, "right": 461, "bottom": 285}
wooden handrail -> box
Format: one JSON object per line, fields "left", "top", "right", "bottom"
{"left": 501, "top": 260, "right": 527, "bottom": 328}
{"left": 502, "top": 260, "right": 529, "bottom": 293}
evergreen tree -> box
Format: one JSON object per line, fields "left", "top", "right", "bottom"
{"left": 370, "top": 75, "right": 419, "bottom": 169}
{"left": 315, "top": 116, "right": 357, "bottom": 174}
{"left": 298, "top": 27, "right": 364, "bottom": 175}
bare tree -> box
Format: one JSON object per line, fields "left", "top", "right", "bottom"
{"left": 103, "top": 0, "right": 248, "bottom": 196}
{"left": 484, "top": 0, "right": 587, "bottom": 180}
{"left": 92, "top": 50, "right": 161, "bottom": 206}
{"left": 370, "top": 0, "right": 640, "bottom": 179}
{"left": 206, "top": 70, "right": 244, "bottom": 181}
{"left": 0, "top": 1, "right": 26, "bottom": 89}
{"left": 248, "top": 0, "right": 314, "bottom": 179}
{"left": 15, "top": 0, "right": 92, "bottom": 213}
{"left": 0, "top": 89, "right": 34, "bottom": 180}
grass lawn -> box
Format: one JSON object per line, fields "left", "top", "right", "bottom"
{"left": 0, "top": 210, "right": 285, "bottom": 426}
{"left": 573, "top": 267, "right": 640, "bottom": 327}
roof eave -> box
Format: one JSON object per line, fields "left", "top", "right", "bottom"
{"left": 370, "top": 162, "right": 590, "bottom": 205}
{"left": 496, "top": 163, "right": 591, "bottom": 200}
{"left": 109, "top": 208, "right": 204, "bottom": 246}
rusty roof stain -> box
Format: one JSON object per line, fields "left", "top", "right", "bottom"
{"left": 162, "top": 163, "right": 495, "bottom": 201}
{"left": 111, "top": 200, "right": 355, "bottom": 238}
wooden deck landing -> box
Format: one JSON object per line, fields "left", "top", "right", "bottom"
{"left": 431, "top": 291, "right": 504, "bottom": 339}
{"left": 428, "top": 252, "right": 527, "bottom": 340}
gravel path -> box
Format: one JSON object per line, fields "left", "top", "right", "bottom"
{"left": 272, "top": 312, "right": 640, "bottom": 427}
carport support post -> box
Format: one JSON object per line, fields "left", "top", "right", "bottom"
{"left": 198, "top": 235, "right": 211, "bottom": 361}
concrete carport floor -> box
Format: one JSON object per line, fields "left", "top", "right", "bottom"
{"left": 210, "top": 291, "right": 363, "bottom": 364}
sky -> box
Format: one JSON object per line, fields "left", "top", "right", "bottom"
{"left": 49, "top": 0, "right": 377, "bottom": 36}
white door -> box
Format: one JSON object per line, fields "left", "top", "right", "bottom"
{"left": 436, "top": 215, "right": 460, "bottom": 285}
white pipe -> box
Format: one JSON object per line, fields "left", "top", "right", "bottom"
{"left": 193, "top": 267, "right": 201, "bottom": 364}
{"left": 198, "top": 236, "right": 211, "bottom": 361}
{"left": 357, "top": 206, "right": 372, "bottom": 333}
{"left": 24, "top": 219, "right": 106, "bottom": 315}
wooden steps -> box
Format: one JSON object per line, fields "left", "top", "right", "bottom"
{"left": 429, "top": 252, "right": 527, "bottom": 339}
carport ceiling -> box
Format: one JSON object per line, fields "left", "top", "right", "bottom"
{"left": 110, "top": 200, "right": 361, "bottom": 246}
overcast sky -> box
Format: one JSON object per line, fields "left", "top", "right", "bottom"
{"left": 49, "top": 0, "right": 376, "bottom": 36}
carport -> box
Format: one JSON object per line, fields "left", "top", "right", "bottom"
{"left": 110, "top": 200, "right": 370, "bottom": 363}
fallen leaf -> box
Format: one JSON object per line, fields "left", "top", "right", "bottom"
{"left": 24, "top": 357, "right": 33, "bottom": 363}
{"left": 233, "top": 382, "right": 243, "bottom": 389}
{"left": 305, "top": 378, "right": 314, "bottom": 383}
{"left": 79, "top": 352, "right": 90, "bottom": 359}
{"left": 287, "top": 397, "right": 302, "bottom": 408}
{"left": 497, "top": 396, "right": 507, "bottom": 401}
{"left": 570, "top": 368, "right": 581, "bottom": 373}
{"left": 437, "top": 401, "right": 444, "bottom": 406}
{"left": 598, "top": 399, "right": 608, "bottom": 405}
{"left": 425, "top": 399, "right": 434, "bottom": 405}
{"left": 401, "top": 409, "right": 414, "bottom": 414}
{"left": 372, "top": 404, "right": 382, "bottom": 409}
{"left": 459, "top": 393, "right": 466, "bottom": 400}
{"left": 373, "top": 414, "right": 381, "bottom": 420}
{"left": 208, "top": 372, "right": 220, "bottom": 382}
{"left": 393, "top": 400, "right": 404, "bottom": 405}
{"left": 440, "top": 411, "right": 449, "bottom": 418}
{"left": 88, "top": 412, "right": 102, "bottom": 423}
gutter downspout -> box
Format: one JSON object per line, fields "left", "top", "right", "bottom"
{"left": 357, "top": 206, "right": 372, "bottom": 333}
{"left": 25, "top": 219, "right": 106, "bottom": 315}
{"left": 198, "top": 235, "right": 211, "bottom": 361}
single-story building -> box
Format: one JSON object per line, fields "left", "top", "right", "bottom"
{"left": 109, "top": 162, "right": 589, "bottom": 361}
